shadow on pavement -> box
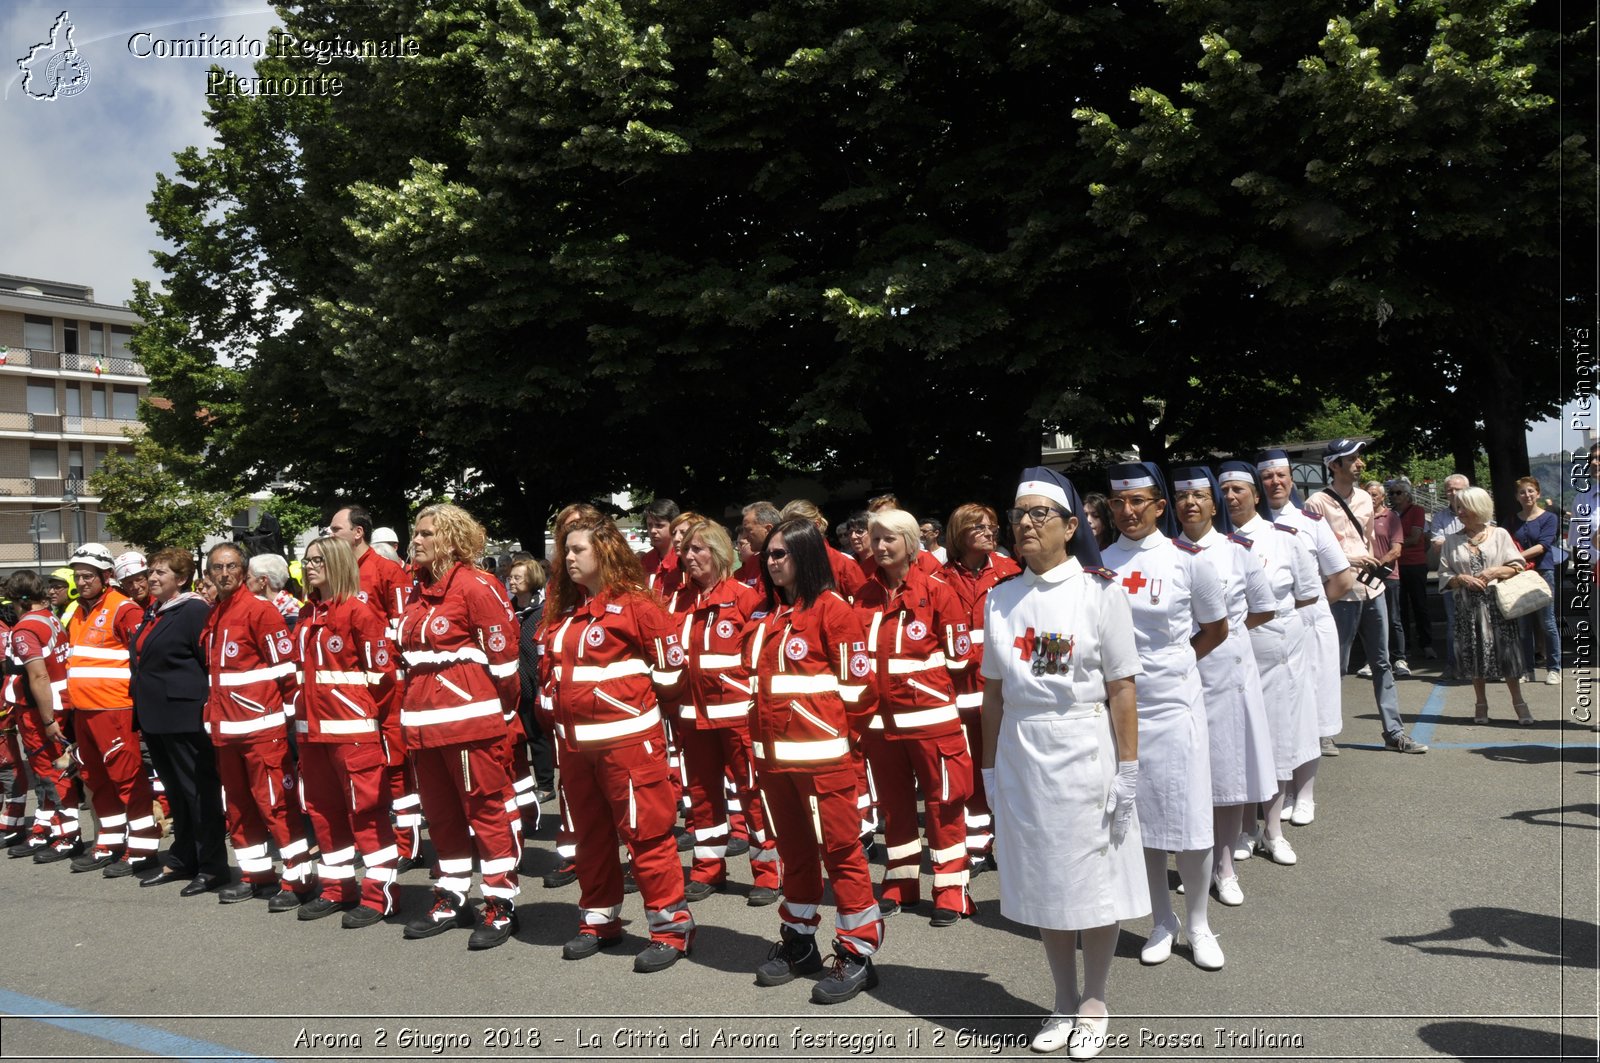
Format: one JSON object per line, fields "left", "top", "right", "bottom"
{"left": 1417, "top": 1019, "right": 1596, "bottom": 1061}
{"left": 1470, "top": 743, "right": 1600, "bottom": 767}
{"left": 1387, "top": 907, "right": 1597, "bottom": 969}
{"left": 1505, "top": 802, "right": 1600, "bottom": 829}
{"left": 869, "top": 963, "right": 1043, "bottom": 1039}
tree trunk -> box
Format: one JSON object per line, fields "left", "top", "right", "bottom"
{"left": 1479, "top": 355, "right": 1531, "bottom": 526}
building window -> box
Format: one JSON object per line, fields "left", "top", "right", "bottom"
{"left": 112, "top": 387, "right": 138, "bottom": 420}
{"left": 32, "top": 511, "right": 62, "bottom": 541}
{"left": 88, "top": 324, "right": 105, "bottom": 357}
{"left": 23, "top": 316, "right": 52, "bottom": 351}
{"left": 91, "top": 386, "right": 106, "bottom": 419}
{"left": 63, "top": 320, "right": 79, "bottom": 355}
{"left": 109, "top": 327, "right": 132, "bottom": 360}
{"left": 64, "top": 385, "right": 81, "bottom": 418}
{"left": 68, "top": 446, "right": 84, "bottom": 481}
{"left": 26, "top": 383, "right": 56, "bottom": 416}
{"left": 30, "top": 447, "right": 58, "bottom": 479}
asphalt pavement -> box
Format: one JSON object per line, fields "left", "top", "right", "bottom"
{"left": 0, "top": 660, "right": 1595, "bottom": 1062}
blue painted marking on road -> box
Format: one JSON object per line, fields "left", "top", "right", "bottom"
{"left": 1408, "top": 680, "right": 1451, "bottom": 746}
{"left": 0, "top": 987, "right": 278, "bottom": 1061}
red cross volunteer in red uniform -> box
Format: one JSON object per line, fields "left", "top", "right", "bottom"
{"left": 293, "top": 536, "right": 401, "bottom": 928}
{"left": 664, "top": 518, "right": 778, "bottom": 905}
{"left": 63, "top": 542, "right": 162, "bottom": 876}
{"left": 746, "top": 518, "right": 884, "bottom": 1005}
{"left": 199, "top": 542, "right": 313, "bottom": 908}
{"left": 854, "top": 508, "right": 977, "bottom": 926}
{"left": 546, "top": 518, "right": 695, "bottom": 973}
{"left": 940, "top": 503, "right": 1021, "bottom": 874}
{"left": 2, "top": 571, "right": 79, "bottom": 860}
{"left": 395, "top": 504, "right": 523, "bottom": 950}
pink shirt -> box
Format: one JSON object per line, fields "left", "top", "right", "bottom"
{"left": 1303, "top": 484, "right": 1380, "bottom": 601}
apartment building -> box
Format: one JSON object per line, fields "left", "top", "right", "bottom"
{"left": 0, "top": 273, "right": 144, "bottom": 566}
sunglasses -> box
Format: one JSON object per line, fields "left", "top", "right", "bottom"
{"left": 766, "top": 548, "right": 790, "bottom": 561}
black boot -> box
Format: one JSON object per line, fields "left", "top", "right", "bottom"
{"left": 403, "top": 889, "right": 470, "bottom": 939}
{"left": 756, "top": 926, "right": 825, "bottom": 987}
{"left": 810, "top": 946, "right": 878, "bottom": 1005}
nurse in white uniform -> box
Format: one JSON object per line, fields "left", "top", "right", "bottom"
{"left": 1100, "top": 462, "right": 1228, "bottom": 973}
{"left": 1257, "top": 450, "right": 1355, "bottom": 824}
{"left": 1170, "top": 465, "right": 1278, "bottom": 907}
{"left": 981, "top": 467, "right": 1148, "bottom": 1060}
{"left": 1220, "top": 461, "right": 1323, "bottom": 866}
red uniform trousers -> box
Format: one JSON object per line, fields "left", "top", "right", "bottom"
{"left": 299, "top": 742, "right": 398, "bottom": 913}
{"left": 859, "top": 727, "right": 974, "bottom": 914}
{"left": 12, "top": 706, "right": 79, "bottom": 847}
{"left": 499, "top": 729, "right": 533, "bottom": 843}
{"left": 763, "top": 764, "right": 883, "bottom": 959}
{"left": 958, "top": 704, "right": 994, "bottom": 866}
{"left": 76, "top": 710, "right": 161, "bottom": 859}
{"left": 214, "top": 738, "right": 312, "bottom": 889}
{"left": 851, "top": 745, "right": 879, "bottom": 838}
{"left": 661, "top": 714, "right": 691, "bottom": 819}
{"left": 0, "top": 729, "right": 28, "bottom": 833}
{"left": 411, "top": 739, "right": 520, "bottom": 902}
{"left": 679, "top": 724, "right": 778, "bottom": 890}
{"left": 382, "top": 719, "right": 421, "bottom": 861}
{"left": 560, "top": 739, "right": 693, "bottom": 950}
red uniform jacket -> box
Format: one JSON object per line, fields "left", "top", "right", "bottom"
{"left": 547, "top": 589, "right": 680, "bottom": 752}
{"left": 853, "top": 566, "right": 971, "bottom": 740}
{"left": 4, "top": 608, "right": 68, "bottom": 714}
{"left": 940, "top": 552, "right": 1022, "bottom": 708}
{"left": 356, "top": 547, "right": 411, "bottom": 626}
{"left": 294, "top": 597, "right": 397, "bottom": 744}
{"left": 745, "top": 590, "right": 876, "bottom": 772}
{"left": 642, "top": 547, "right": 681, "bottom": 598}
{"left": 827, "top": 545, "right": 867, "bottom": 602}
{"left": 666, "top": 576, "right": 761, "bottom": 731}
{"left": 396, "top": 566, "right": 520, "bottom": 749}
{"left": 200, "top": 590, "right": 298, "bottom": 745}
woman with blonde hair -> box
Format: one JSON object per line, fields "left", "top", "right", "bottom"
{"left": 293, "top": 535, "right": 400, "bottom": 928}
{"left": 665, "top": 518, "right": 777, "bottom": 904}
{"left": 855, "top": 507, "right": 976, "bottom": 926}
{"left": 1440, "top": 487, "right": 1532, "bottom": 723}
{"left": 544, "top": 517, "right": 695, "bottom": 972}
{"left": 395, "top": 504, "right": 524, "bottom": 949}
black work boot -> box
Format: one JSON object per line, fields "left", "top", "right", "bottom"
{"left": 810, "top": 946, "right": 878, "bottom": 1005}
{"left": 403, "top": 889, "right": 471, "bottom": 939}
{"left": 755, "top": 927, "right": 825, "bottom": 987}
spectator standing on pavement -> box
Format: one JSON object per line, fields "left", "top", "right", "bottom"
{"left": 1386, "top": 478, "right": 1435, "bottom": 665}
{"left": 1301, "top": 441, "right": 1427, "bottom": 754}
{"left": 1363, "top": 480, "right": 1408, "bottom": 677}
{"left": 1439, "top": 487, "right": 1531, "bottom": 724}
{"left": 1429, "top": 474, "right": 1470, "bottom": 678}
{"left": 1508, "top": 476, "right": 1561, "bottom": 685}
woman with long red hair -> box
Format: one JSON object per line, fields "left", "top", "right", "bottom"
{"left": 544, "top": 517, "right": 694, "bottom": 973}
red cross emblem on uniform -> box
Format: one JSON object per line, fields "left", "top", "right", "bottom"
{"left": 1121, "top": 571, "right": 1148, "bottom": 594}
{"left": 1014, "top": 627, "right": 1038, "bottom": 662}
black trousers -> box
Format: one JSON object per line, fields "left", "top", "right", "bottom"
{"left": 144, "top": 730, "right": 229, "bottom": 876}
{"left": 1397, "top": 563, "right": 1435, "bottom": 653}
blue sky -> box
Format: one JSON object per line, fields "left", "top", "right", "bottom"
{"left": 0, "top": 1, "right": 1579, "bottom": 458}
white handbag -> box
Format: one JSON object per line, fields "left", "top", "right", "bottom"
{"left": 1492, "top": 569, "right": 1552, "bottom": 619}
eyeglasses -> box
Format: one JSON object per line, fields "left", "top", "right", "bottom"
{"left": 1007, "top": 507, "right": 1063, "bottom": 526}
{"left": 1108, "top": 496, "right": 1159, "bottom": 512}
{"left": 766, "top": 548, "right": 790, "bottom": 561}
{"left": 971, "top": 523, "right": 998, "bottom": 534}
{"left": 302, "top": 556, "right": 325, "bottom": 568}
{"left": 207, "top": 562, "right": 243, "bottom": 574}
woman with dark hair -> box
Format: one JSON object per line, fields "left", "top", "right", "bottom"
{"left": 940, "top": 503, "right": 1021, "bottom": 874}
{"left": 747, "top": 518, "right": 882, "bottom": 1004}
{"left": 1508, "top": 475, "right": 1560, "bottom": 685}
{"left": 293, "top": 536, "right": 400, "bottom": 927}
{"left": 1101, "top": 462, "right": 1228, "bottom": 972}
{"left": 856, "top": 508, "right": 975, "bottom": 926}
{"left": 130, "top": 550, "right": 225, "bottom": 892}
{"left": 1080, "top": 493, "right": 1116, "bottom": 552}
{"left": 395, "top": 504, "right": 523, "bottom": 950}
{"left": 1170, "top": 466, "right": 1278, "bottom": 908}
{"left": 544, "top": 517, "right": 694, "bottom": 973}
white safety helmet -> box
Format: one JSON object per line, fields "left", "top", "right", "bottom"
{"left": 68, "top": 542, "right": 116, "bottom": 572}
{"left": 113, "top": 551, "right": 149, "bottom": 581}
{"left": 371, "top": 526, "right": 400, "bottom": 547}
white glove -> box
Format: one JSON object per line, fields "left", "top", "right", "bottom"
{"left": 981, "top": 767, "right": 997, "bottom": 800}
{"left": 1106, "top": 760, "right": 1139, "bottom": 845}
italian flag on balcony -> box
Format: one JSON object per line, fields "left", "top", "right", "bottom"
{"left": 0, "top": 347, "right": 8, "bottom": 366}
{"left": 93, "top": 359, "right": 104, "bottom": 376}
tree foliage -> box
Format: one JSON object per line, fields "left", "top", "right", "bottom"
{"left": 88, "top": 433, "right": 247, "bottom": 553}
{"left": 133, "top": 0, "right": 1593, "bottom": 543}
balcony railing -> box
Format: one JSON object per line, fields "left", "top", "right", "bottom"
{"left": 0, "top": 412, "right": 143, "bottom": 436}
{"left": 0, "top": 477, "right": 94, "bottom": 498}
{"left": 0, "top": 347, "right": 147, "bottom": 378}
